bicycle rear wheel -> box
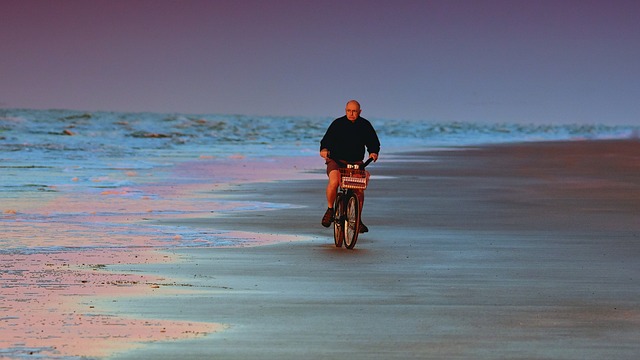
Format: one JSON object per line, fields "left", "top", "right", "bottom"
{"left": 344, "top": 193, "right": 360, "bottom": 249}
{"left": 333, "top": 193, "right": 344, "bottom": 247}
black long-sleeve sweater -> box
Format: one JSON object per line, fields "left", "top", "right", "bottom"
{"left": 319, "top": 116, "right": 380, "bottom": 162}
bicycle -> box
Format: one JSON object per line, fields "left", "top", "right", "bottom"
{"left": 332, "top": 157, "right": 373, "bottom": 249}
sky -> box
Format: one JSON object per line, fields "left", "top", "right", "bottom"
{"left": 1, "top": 0, "right": 639, "bottom": 125}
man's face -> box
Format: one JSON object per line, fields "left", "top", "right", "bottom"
{"left": 345, "top": 103, "right": 361, "bottom": 121}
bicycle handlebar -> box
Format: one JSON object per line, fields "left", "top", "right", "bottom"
{"left": 330, "top": 156, "right": 375, "bottom": 170}
{"left": 361, "top": 157, "right": 374, "bottom": 169}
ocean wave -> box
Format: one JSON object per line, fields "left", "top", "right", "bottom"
{"left": 1, "top": 108, "right": 638, "bottom": 169}
{"left": 3, "top": 108, "right": 636, "bottom": 146}
{"left": 1, "top": 108, "right": 638, "bottom": 250}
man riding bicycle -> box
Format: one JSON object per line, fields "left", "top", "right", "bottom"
{"left": 320, "top": 100, "right": 380, "bottom": 232}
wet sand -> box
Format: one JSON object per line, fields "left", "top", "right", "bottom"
{"left": 109, "top": 139, "right": 640, "bottom": 359}
{"left": 0, "top": 156, "right": 319, "bottom": 359}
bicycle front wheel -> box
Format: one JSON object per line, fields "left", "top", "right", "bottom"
{"left": 344, "top": 193, "right": 360, "bottom": 249}
{"left": 333, "top": 193, "right": 344, "bottom": 248}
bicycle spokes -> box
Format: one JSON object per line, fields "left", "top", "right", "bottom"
{"left": 333, "top": 194, "right": 344, "bottom": 248}
{"left": 344, "top": 193, "right": 359, "bottom": 249}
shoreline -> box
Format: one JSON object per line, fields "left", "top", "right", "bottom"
{"left": 0, "top": 155, "right": 321, "bottom": 359}
{"left": 2, "top": 139, "right": 639, "bottom": 359}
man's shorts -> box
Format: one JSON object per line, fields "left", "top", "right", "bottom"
{"left": 325, "top": 158, "right": 340, "bottom": 176}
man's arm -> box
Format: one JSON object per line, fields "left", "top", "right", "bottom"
{"left": 365, "top": 121, "right": 380, "bottom": 161}
{"left": 319, "top": 119, "right": 338, "bottom": 159}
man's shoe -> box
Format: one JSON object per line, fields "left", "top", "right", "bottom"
{"left": 321, "top": 207, "right": 333, "bottom": 227}
{"left": 359, "top": 221, "right": 368, "bottom": 233}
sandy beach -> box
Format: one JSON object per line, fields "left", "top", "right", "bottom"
{"left": 5, "top": 140, "right": 640, "bottom": 360}
{"left": 95, "top": 139, "right": 640, "bottom": 359}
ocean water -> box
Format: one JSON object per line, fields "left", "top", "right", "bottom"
{"left": 1, "top": 108, "right": 637, "bottom": 251}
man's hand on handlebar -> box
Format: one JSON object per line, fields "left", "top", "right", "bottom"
{"left": 369, "top": 153, "right": 378, "bottom": 162}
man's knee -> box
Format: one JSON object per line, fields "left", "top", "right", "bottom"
{"left": 328, "top": 170, "right": 340, "bottom": 183}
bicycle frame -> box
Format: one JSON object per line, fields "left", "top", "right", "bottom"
{"left": 332, "top": 158, "right": 373, "bottom": 249}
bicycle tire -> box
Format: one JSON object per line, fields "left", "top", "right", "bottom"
{"left": 333, "top": 193, "right": 344, "bottom": 247}
{"left": 344, "top": 192, "right": 359, "bottom": 249}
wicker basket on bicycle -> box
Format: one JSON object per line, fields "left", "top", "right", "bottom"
{"left": 339, "top": 167, "right": 370, "bottom": 190}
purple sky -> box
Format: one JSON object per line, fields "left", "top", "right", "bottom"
{"left": 2, "top": 0, "right": 639, "bottom": 124}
